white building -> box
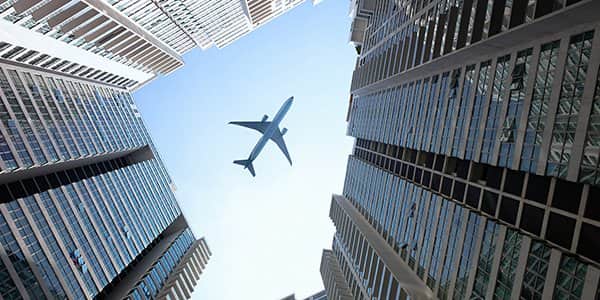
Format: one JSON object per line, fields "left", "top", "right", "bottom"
{"left": 0, "top": 0, "right": 319, "bottom": 90}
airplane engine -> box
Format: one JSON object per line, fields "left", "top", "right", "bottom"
{"left": 262, "top": 115, "right": 268, "bottom": 122}
{"left": 281, "top": 128, "right": 288, "bottom": 135}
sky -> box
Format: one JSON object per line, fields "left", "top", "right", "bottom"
{"left": 133, "top": 1, "right": 356, "bottom": 299}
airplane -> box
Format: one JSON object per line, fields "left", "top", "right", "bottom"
{"left": 229, "top": 96, "right": 293, "bottom": 177}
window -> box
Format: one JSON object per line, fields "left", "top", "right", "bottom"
{"left": 499, "top": 117, "right": 516, "bottom": 142}
{"left": 1, "top": 47, "right": 25, "bottom": 59}
{"left": 499, "top": 48, "right": 533, "bottom": 167}
{"left": 493, "top": 228, "right": 522, "bottom": 299}
{"left": 452, "top": 65, "right": 475, "bottom": 156}
{"left": 521, "top": 40, "right": 561, "bottom": 172}
{"left": 520, "top": 241, "right": 551, "bottom": 300}
{"left": 471, "top": 220, "right": 500, "bottom": 299}
{"left": 547, "top": 31, "right": 595, "bottom": 178}
{"left": 466, "top": 61, "right": 492, "bottom": 159}
{"left": 438, "top": 205, "right": 465, "bottom": 300}
{"left": 431, "top": 73, "right": 450, "bottom": 152}
{"left": 453, "top": 212, "right": 482, "bottom": 299}
{"left": 553, "top": 255, "right": 587, "bottom": 299}
{"left": 440, "top": 69, "right": 462, "bottom": 152}
{"left": 579, "top": 66, "right": 600, "bottom": 184}
{"left": 482, "top": 55, "right": 511, "bottom": 163}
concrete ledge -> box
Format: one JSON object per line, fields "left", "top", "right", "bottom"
{"left": 0, "top": 145, "right": 154, "bottom": 186}
{"left": 0, "top": 20, "right": 154, "bottom": 85}
{"left": 83, "top": 0, "right": 182, "bottom": 63}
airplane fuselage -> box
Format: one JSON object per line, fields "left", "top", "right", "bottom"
{"left": 247, "top": 97, "right": 293, "bottom": 162}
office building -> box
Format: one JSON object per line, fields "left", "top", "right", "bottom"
{"left": 0, "top": 0, "right": 319, "bottom": 90}
{"left": 0, "top": 57, "right": 211, "bottom": 299}
{"left": 0, "top": 1, "right": 221, "bottom": 299}
{"left": 322, "top": 0, "right": 600, "bottom": 299}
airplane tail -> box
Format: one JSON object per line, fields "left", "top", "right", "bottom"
{"left": 233, "top": 159, "right": 256, "bottom": 177}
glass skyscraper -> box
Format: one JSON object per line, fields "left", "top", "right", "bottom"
{"left": 321, "top": 0, "right": 600, "bottom": 299}
{"left": 0, "top": 60, "right": 211, "bottom": 299}
{"left": 0, "top": 0, "right": 226, "bottom": 298}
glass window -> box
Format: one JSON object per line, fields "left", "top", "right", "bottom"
{"left": 521, "top": 41, "right": 561, "bottom": 172}
{"left": 438, "top": 205, "right": 465, "bottom": 300}
{"left": 0, "top": 68, "right": 35, "bottom": 167}
{"left": 520, "top": 241, "right": 551, "bottom": 300}
{"left": 547, "top": 31, "right": 595, "bottom": 178}
{"left": 0, "top": 211, "right": 45, "bottom": 299}
{"left": 417, "top": 194, "right": 439, "bottom": 278}
{"left": 471, "top": 220, "right": 500, "bottom": 299}
{"left": 553, "top": 255, "right": 587, "bottom": 299}
{"left": 580, "top": 66, "right": 600, "bottom": 184}
{"left": 493, "top": 228, "right": 522, "bottom": 299}
{"left": 499, "top": 48, "right": 533, "bottom": 167}
{"left": 452, "top": 65, "right": 476, "bottom": 156}
{"left": 466, "top": 61, "right": 492, "bottom": 159}
{"left": 431, "top": 72, "right": 450, "bottom": 152}
{"left": 453, "top": 212, "right": 482, "bottom": 299}
{"left": 481, "top": 55, "right": 511, "bottom": 163}
{"left": 427, "top": 200, "right": 453, "bottom": 289}
{"left": 440, "top": 69, "right": 462, "bottom": 153}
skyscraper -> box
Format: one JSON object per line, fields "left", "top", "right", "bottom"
{"left": 0, "top": 57, "right": 212, "bottom": 299}
{"left": 0, "top": 1, "right": 230, "bottom": 299}
{"left": 0, "top": 0, "right": 320, "bottom": 90}
{"left": 322, "top": 0, "right": 600, "bottom": 299}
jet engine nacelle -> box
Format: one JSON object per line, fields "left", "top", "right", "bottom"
{"left": 261, "top": 114, "right": 268, "bottom": 122}
{"left": 281, "top": 128, "right": 288, "bottom": 135}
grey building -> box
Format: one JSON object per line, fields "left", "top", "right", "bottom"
{"left": 322, "top": 0, "right": 600, "bottom": 299}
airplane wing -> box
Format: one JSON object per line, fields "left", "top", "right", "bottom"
{"left": 270, "top": 128, "right": 292, "bottom": 165}
{"left": 228, "top": 121, "right": 270, "bottom": 134}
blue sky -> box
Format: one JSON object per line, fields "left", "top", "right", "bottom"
{"left": 134, "top": 1, "right": 355, "bottom": 299}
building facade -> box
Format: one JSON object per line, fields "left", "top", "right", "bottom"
{"left": 0, "top": 0, "right": 319, "bottom": 90}
{"left": 0, "top": 58, "right": 211, "bottom": 299}
{"left": 322, "top": 0, "right": 600, "bottom": 299}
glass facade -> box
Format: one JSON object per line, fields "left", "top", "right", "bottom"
{"left": 0, "top": 62, "right": 205, "bottom": 299}
{"left": 324, "top": 0, "right": 600, "bottom": 299}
